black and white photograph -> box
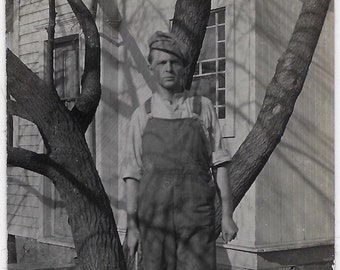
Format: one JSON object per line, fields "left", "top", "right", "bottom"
{"left": 5, "top": 0, "right": 334, "bottom": 269}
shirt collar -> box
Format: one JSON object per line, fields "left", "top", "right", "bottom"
{"left": 154, "top": 90, "right": 190, "bottom": 106}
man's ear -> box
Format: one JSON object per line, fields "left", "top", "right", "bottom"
{"left": 148, "top": 63, "right": 154, "bottom": 76}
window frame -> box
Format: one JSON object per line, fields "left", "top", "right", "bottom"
{"left": 44, "top": 34, "right": 80, "bottom": 109}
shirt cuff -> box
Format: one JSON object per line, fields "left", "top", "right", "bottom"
{"left": 212, "top": 149, "right": 232, "bottom": 167}
{"left": 122, "top": 167, "right": 142, "bottom": 182}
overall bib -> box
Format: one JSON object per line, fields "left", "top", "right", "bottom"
{"left": 138, "top": 98, "right": 216, "bottom": 270}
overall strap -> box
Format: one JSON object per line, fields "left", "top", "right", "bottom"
{"left": 192, "top": 95, "right": 202, "bottom": 116}
{"left": 144, "top": 97, "right": 152, "bottom": 115}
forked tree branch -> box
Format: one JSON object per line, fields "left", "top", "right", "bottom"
{"left": 67, "top": 0, "right": 101, "bottom": 133}
{"left": 6, "top": 49, "right": 62, "bottom": 131}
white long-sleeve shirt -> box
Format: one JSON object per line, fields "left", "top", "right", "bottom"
{"left": 123, "top": 90, "right": 231, "bottom": 181}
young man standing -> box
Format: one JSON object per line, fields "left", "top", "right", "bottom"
{"left": 123, "top": 31, "right": 238, "bottom": 270}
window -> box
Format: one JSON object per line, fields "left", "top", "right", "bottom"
{"left": 193, "top": 8, "right": 226, "bottom": 118}
{"left": 53, "top": 35, "right": 80, "bottom": 109}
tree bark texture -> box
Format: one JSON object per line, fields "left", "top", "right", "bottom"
{"left": 7, "top": 0, "right": 126, "bottom": 268}
{"left": 171, "top": 0, "right": 211, "bottom": 90}
{"left": 172, "top": 0, "right": 330, "bottom": 209}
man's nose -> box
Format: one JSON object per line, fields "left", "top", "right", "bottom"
{"left": 164, "top": 61, "right": 173, "bottom": 72}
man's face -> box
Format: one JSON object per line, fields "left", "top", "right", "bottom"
{"left": 149, "top": 50, "right": 185, "bottom": 92}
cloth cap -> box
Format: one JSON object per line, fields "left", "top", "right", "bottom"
{"left": 148, "top": 31, "right": 191, "bottom": 66}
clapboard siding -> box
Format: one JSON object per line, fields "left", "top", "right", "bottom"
{"left": 8, "top": 175, "right": 41, "bottom": 187}
{"left": 19, "top": 23, "right": 46, "bottom": 36}
{"left": 20, "top": 0, "right": 45, "bottom": 7}
{"left": 19, "top": 42, "right": 40, "bottom": 56}
{"left": 8, "top": 166, "right": 42, "bottom": 177}
{"left": 8, "top": 183, "right": 40, "bottom": 197}
{"left": 8, "top": 195, "right": 40, "bottom": 208}
{"left": 7, "top": 224, "right": 38, "bottom": 239}
{"left": 18, "top": 122, "right": 40, "bottom": 136}
{"left": 255, "top": 0, "right": 334, "bottom": 248}
{"left": 7, "top": 172, "right": 42, "bottom": 238}
{"left": 8, "top": 215, "right": 38, "bottom": 228}
{"left": 19, "top": 52, "right": 40, "bottom": 64}
{"left": 20, "top": 11, "right": 49, "bottom": 26}
{"left": 8, "top": 204, "right": 39, "bottom": 217}
{"left": 20, "top": 32, "right": 42, "bottom": 45}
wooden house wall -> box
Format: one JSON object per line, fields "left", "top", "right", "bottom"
{"left": 254, "top": 0, "right": 334, "bottom": 249}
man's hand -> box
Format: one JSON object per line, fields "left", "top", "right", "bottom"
{"left": 125, "top": 178, "right": 141, "bottom": 257}
{"left": 221, "top": 216, "right": 238, "bottom": 243}
{"left": 127, "top": 226, "right": 142, "bottom": 257}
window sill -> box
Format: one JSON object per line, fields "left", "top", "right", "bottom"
{"left": 37, "top": 236, "right": 75, "bottom": 248}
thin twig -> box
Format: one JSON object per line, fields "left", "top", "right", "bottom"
{"left": 46, "top": 0, "right": 56, "bottom": 88}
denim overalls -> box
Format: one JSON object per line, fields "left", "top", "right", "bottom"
{"left": 138, "top": 96, "right": 216, "bottom": 270}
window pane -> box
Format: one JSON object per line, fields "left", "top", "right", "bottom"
{"left": 218, "top": 107, "right": 226, "bottom": 119}
{"left": 218, "top": 26, "right": 225, "bottom": 41}
{"left": 218, "top": 59, "right": 225, "bottom": 71}
{"left": 217, "top": 90, "right": 225, "bottom": 106}
{"left": 202, "top": 61, "right": 216, "bottom": 74}
{"left": 64, "top": 50, "right": 78, "bottom": 99}
{"left": 199, "top": 27, "right": 216, "bottom": 60}
{"left": 54, "top": 51, "right": 66, "bottom": 98}
{"left": 190, "top": 8, "right": 227, "bottom": 121}
{"left": 217, "top": 10, "right": 225, "bottom": 24}
{"left": 54, "top": 40, "right": 79, "bottom": 100}
{"left": 218, "top": 73, "right": 225, "bottom": 88}
{"left": 207, "top": 13, "right": 215, "bottom": 26}
{"left": 191, "top": 74, "right": 216, "bottom": 104}
{"left": 218, "top": 42, "right": 225, "bottom": 58}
